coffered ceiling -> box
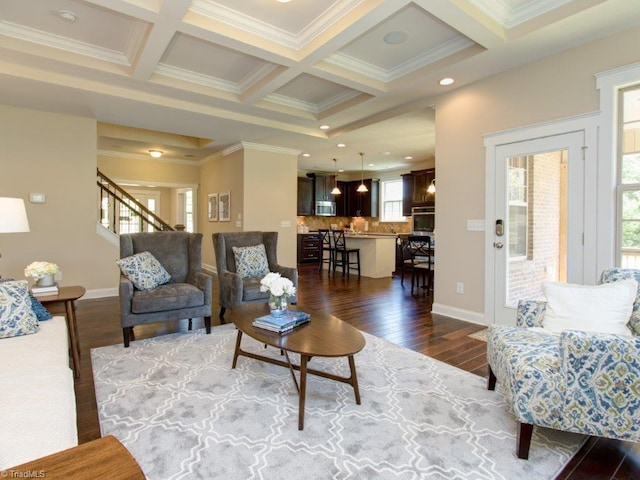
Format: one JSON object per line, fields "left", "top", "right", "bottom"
{"left": 1, "top": 0, "right": 639, "bottom": 174}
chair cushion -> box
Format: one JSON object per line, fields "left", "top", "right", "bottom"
{"left": 131, "top": 283, "right": 204, "bottom": 314}
{"left": 117, "top": 251, "right": 171, "bottom": 291}
{"left": 232, "top": 244, "right": 269, "bottom": 279}
{"left": 542, "top": 279, "right": 636, "bottom": 336}
{"left": 0, "top": 280, "right": 39, "bottom": 339}
{"left": 600, "top": 268, "right": 640, "bottom": 336}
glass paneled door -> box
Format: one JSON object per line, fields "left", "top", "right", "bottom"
{"left": 493, "top": 132, "right": 585, "bottom": 325}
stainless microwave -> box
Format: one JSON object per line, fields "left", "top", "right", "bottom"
{"left": 412, "top": 206, "right": 435, "bottom": 233}
{"left": 315, "top": 200, "right": 336, "bottom": 216}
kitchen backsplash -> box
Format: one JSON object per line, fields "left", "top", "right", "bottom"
{"left": 296, "top": 216, "right": 410, "bottom": 234}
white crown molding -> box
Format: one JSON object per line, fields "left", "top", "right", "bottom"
{"left": 155, "top": 63, "right": 240, "bottom": 93}
{"left": 0, "top": 21, "right": 130, "bottom": 65}
{"left": 264, "top": 88, "right": 361, "bottom": 114}
{"left": 189, "top": 0, "right": 365, "bottom": 51}
{"left": 238, "top": 62, "right": 280, "bottom": 93}
{"left": 327, "top": 36, "right": 475, "bottom": 83}
{"left": 215, "top": 141, "right": 300, "bottom": 159}
{"left": 469, "top": 0, "right": 573, "bottom": 29}
{"left": 98, "top": 149, "right": 201, "bottom": 166}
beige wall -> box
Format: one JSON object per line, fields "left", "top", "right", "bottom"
{"left": 0, "top": 105, "right": 117, "bottom": 292}
{"left": 200, "top": 148, "right": 244, "bottom": 268}
{"left": 433, "top": 25, "right": 640, "bottom": 321}
{"left": 199, "top": 146, "right": 298, "bottom": 269}
{"left": 243, "top": 147, "right": 298, "bottom": 268}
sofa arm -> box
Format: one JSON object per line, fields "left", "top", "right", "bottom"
{"left": 119, "top": 276, "right": 134, "bottom": 316}
{"left": 193, "top": 271, "right": 212, "bottom": 306}
{"left": 217, "top": 269, "right": 243, "bottom": 309}
{"left": 560, "top": 330, "right": 640, "bottom": 440}
{"left": 516, "top": 300, "right": 546, "bottom": 328}
{"left": 272, "top": 264, "right": 299, "bottom": 303}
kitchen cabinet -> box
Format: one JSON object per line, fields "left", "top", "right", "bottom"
{"left": 402, "top": 168, "right": 435, "bottom": 215}
{"left": 297, "top": 233, "right": 320, "bottom": 263}
{"left": 346, "top": 179, "right": 379, "bottom": 217}
{"left": 311, "top": 174, "right": 337, "bottom": 202}
{"left": 297, "top": 177, "right": 313, "bottom": 216}
{"left": 334, "top": 180, "right": 348, "bottom": 216}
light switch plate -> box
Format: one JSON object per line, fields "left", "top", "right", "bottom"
{"left": 235, "top": 220, "right": 241, "bottom": 227}
{"left": 281, "top": 220, "right": 291, "bottom": 228}
{"left": 467, "top": 219, "right": 485, "bottom": 231}
{"left": 29, "top": 193, "right": 46, "bottom": 203}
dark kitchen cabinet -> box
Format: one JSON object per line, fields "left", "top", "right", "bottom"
{"left": 297, "top": 177, "right": 313, "bottom": 216}
{"left": 402, "top": 168, "right": 435, "bottom": 215}
{"left": 311, "top": 174, "right": 337, "bottom": 202}
{"left": 346, "top": 179, "right": 379, "bottom": 217}
{"left": 334, "top": 180, "right": 348, "bottom": 216}
{"left": 297, "top": 233, "right": 320, "bottom": 263}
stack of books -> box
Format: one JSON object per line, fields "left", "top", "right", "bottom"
{"left": 252, "top": 310, "right": 311, "bottom": 334}
{"left": 31, "top": 284, "right": 59, "bottom": 296}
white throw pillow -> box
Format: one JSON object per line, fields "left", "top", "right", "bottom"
{"left": 542, "top": 279, "right": 637, "bottom": 336}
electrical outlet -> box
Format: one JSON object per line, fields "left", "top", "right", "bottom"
{"left": 456, "top": 282, "right": 464, "bottom": 294}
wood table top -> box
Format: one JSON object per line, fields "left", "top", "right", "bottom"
{"left": 228, "top": 303, "right": 365, "bottom": 358}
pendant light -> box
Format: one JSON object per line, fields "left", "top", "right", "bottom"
{"left": 427, "top": 179, "right": 436, "bottom": 194}
{"left": 331, "top": 158, "right": 341, "bottom": 195}
{"left": 357, "top": 152, "right": 368, "bottom": 192}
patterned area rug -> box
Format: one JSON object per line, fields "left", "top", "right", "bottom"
{"left": 92, "top": 324, "right": 584, "bottom": 480}
{"left": 468, "top": 328, "right": 488, "bottom": 342}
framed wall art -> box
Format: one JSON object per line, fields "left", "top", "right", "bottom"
{"left": 207, "top": 193, "right": 218, "bottom": 222}
{"left": 219, "top": 191, "right": 231, "bottom": 222}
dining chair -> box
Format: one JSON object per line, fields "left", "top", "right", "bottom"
{"left": 401, "top": 235, "right": 433, "bottom": 296}
{"left": 318, "top": 229, "right": 334, "bottom": 274}
{"left": 331, "top": 230, "right": 361, "bottom": 278}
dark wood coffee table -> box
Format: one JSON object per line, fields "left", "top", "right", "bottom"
{"left": 229, "top": 303, "right": 366, "bottom": 430}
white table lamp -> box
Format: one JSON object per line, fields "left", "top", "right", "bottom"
{"left": 0, "top": 197, "right": 30, "bottom": 261}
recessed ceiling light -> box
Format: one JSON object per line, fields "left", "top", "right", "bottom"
{"left": 337, "top": 143, "right": 346, "bottom": 148}
{"left": 277, "top": 0, "right": 292, "bottom": 3}
{"left": 384, "top": 31, "right": 408, "bottom": 45}
{"left": 404, "top": 156, "right": 413, "bottom": 160}
{"left": 57, "top": 10, "right": 77, "bottom": 23}
{"left": 368, "top": 163, "right": 374, "bottom": 167}
{"left": 439, "top": 77, "right": 455, "bottom": 86}
{"left": 319, "top": 125, "right": 330, "bottom": 130}
{"left": 302, "top": 153, "right": 310, "bottom": 157}
{"left": 381, "top": 151, "right": 391, "bottom": 156}
{"left": 149, "top": 150, "right": 163, "bottom": 158}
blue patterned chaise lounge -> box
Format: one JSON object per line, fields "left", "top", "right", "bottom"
{"left": 486, "top": 268, "right": 640, "bottom": 459}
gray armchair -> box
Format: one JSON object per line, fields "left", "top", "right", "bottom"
{"left": 119, "top": 232, "right": 212, "bottom": 347}
{"left": 213, "top": 231, "right": 298, "bottom": 317}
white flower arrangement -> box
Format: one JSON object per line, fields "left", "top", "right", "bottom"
{"left": 24, "top": 261, "right": 59, "bottom": 280}
{"left": 260, "top": 272, "right": 296, "bottom": 298}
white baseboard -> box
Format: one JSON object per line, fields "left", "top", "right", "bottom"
{"left": 431, "top": 303, "right": 488, "bottom": 326}
{"left": 81, "top": 287, "right": 118, "bottom": 300}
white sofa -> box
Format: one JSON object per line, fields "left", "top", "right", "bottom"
{"left": 0, "top": 316, "right": 78, "bottom": 469}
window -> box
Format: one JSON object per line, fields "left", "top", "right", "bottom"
{"left": 618, "top": 85, "right": 640, "bottom": 268}
{"left": 381, "top": 179, "right": 404, "bottom": 221}
{"left": 508, "top": 156, "right": 529, "bottom": 260}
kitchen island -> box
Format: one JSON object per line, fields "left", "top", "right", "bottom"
{"left": 330, "top": 233, "right": 398, "bottom": 278}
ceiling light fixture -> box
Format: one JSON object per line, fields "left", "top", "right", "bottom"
{"left": 57, "top": 10, "right": 77, "bottom": 23}
{"left": 276, "top": 0, "right": 292, "bottom": 3}
{"left": 337, "top": 143, "right": 346, "bottom": 148}
{"left": 439, "top": 77, "right": 455, "bottom": 86}
{"left": 302, "top": 153, "right": 310, "bottom": 157}
{"left": 357, "top": 152, "right": 368, "bottom": 193}
{"left": 331, "top": 159, "right": 341, "bottom": 195}
{"left": 319, "top": 125, "right": 330, "bottom": 130}
{"left": 149, "top": 150, "right": 163, "bottom": 158}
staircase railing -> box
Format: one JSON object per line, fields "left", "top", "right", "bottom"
{"left": 97, "top": 169, "right": 174, "bottom": 234}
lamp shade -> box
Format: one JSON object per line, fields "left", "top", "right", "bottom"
{"left": 0, "top": 197, "right": 30, "bottom": 233}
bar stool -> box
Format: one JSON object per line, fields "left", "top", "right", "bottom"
{"left": 318, "top": 229, "right": 334, "bottom": 274}
{"left": 332, "top": 230, "right": 361, "bottom": 278}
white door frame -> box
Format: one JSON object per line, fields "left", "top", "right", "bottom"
{"left": 484, "top": 112, "right": 600, "bottom": 325}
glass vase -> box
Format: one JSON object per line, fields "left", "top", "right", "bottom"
{"left": 268, "top": 293, "right": 288, "bottom": 317}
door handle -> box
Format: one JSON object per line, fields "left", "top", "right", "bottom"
{"left": 493, "top": 242, "right": 504, "bottom": 249}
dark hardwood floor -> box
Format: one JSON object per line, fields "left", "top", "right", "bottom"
{"left": 72, "top": 263, "right": 639, "bottom": 479}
